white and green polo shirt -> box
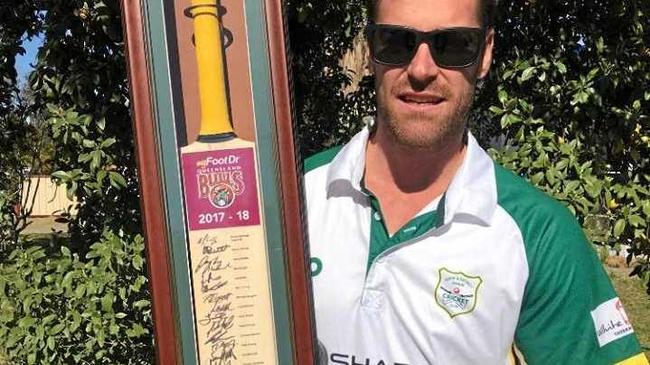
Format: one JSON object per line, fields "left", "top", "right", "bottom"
{"left": 304, "top": 127, "right": 648, "bottom": 365}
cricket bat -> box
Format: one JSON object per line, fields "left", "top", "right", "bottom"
{"left": 180, "top": 1, "right": 278, "bottom": 363}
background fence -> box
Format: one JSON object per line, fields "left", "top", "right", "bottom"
{"left": 21, "top": 176, "right": 75, "bottom": 217}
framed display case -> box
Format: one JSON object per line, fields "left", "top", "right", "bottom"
{"left": 120, "top": 0, "right": 315, "bottom": 363}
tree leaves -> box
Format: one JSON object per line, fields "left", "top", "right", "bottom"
{"left": 477, "top": 0, "right": 650, "bottom": 293}
{"left": 16, "top": 0, "right": 143, "bottom": 245}
{"left": 0, "top": 231, "right": 154, "bottom": 363}
{"left": 519, "top": 66, "right": 536, "bottom": 83}
{"left": 289, "top": 0, "right": 372, "bottom": 156}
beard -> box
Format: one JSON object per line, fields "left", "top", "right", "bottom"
{"left": 376, "top": 78, "right": 475, "bottom": 151}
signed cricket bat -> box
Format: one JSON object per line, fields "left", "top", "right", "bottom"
{"left": 180, "top": 1, "right": 278, "bottom": 364}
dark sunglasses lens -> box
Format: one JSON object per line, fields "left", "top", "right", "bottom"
{"left": 371, "top": 27, "right": 417, "bottom": 65}
{"left": 431, "top": 29, "right": 482, "bottom": 67}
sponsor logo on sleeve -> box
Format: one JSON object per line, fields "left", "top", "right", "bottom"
{"left": 590, "top": 297, "right": 634, "bottom": 347}
{"left": 434, "top": 268, "right": 482, "bottom": 318}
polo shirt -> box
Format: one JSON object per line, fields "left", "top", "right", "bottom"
{"left": 304, "top": 127, "right": 648, "bottom": 365}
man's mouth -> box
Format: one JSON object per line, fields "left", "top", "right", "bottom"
{"left": 398, "top": 93, "right": 445, "bottom": 106}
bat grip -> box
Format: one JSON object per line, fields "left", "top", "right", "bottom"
{"left": 189, "top": 0, "right": 234, "bottom": 137}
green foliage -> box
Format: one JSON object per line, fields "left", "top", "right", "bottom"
{"left": 287, "top": 0, "right": 375, "bottom": 155}
{"left": 0, "top": 97, "right": 50, "bottom": 251}
{"left": 476, "top": 0, "right": 650, "bottom": 292}
{"left": 28, "top": 0, "right": 141, "bottom": 244}
{"left": 2, "top": 0, "right": 134, "bottom": 249}
{"left": 0, "top": 231, "right": 153, "bottom": 364}
{"left": 0, "top": 1, "right": 40, "bottom": 113}
{"left": 0, "top": 109, "right": 30, "bottom": 248}
{"left": 0, "top": 0, "right": 154, "bottom": 362}
{"left": 0, "top": 2, "right": 42, "bottom": 250}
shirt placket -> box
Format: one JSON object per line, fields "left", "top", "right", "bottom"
{"left": 360, "top": 189, "right": 442, "bottom": 310}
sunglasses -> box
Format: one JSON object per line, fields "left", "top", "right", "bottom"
{"left": 366, "top": 24, "right": 485, "bottom": 68}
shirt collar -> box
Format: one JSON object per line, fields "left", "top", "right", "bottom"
{"left": 441, "top": 132, "right": 497, "bottom": 226}
{"left": 325, "top": 127, "right": 497, "bottom": 226}
{"left": 326, "top": 127, "right": 369, "bottom": 192}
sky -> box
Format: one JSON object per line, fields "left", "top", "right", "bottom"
{"left": 14, "top": 33, "right": 44, "bottom": 86}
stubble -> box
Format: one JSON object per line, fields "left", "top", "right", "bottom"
{"left": 376, "top": 79, "right": 475, "bottom": 151}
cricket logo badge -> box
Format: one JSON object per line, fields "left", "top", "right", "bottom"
{"left": 435, "top": 268, "right": 482, "bottom": 317}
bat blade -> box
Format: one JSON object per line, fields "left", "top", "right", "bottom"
{"left": 181, "top": 138, "right": 278, "bottom": 365}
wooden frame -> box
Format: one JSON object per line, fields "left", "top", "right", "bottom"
{"left": 120, "top": 1, "right": 180, "bottom": 363}
{"left": 264, "top": 0, "right": 316, "bottom": 361}
{"left": 120, "top": 0, "right": 315, "bottom": 363}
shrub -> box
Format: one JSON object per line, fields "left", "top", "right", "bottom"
{"left": 480, "top": 0, "right": 649, "bottom": 292}
{"left": 0, "top": 231, "right": 154, "bottom": 364}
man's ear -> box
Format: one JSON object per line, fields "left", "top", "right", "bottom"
{"left": 478, "top": 28, "right": 494, "bottom": 79}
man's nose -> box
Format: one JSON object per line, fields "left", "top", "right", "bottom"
{"left": 406, "top": 42, "right": 440, "bottom": 87}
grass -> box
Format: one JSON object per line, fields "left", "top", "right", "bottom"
{"left": 607, "top": 263, "right": 650, "bottom": 359}
{"left": 21, "top": 232, "right": 66, "bottom": 244}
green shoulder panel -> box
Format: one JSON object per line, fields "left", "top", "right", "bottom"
{"left": 304, "top": 145, "right": 343, "bottom": 173}
{"left": 494, "top": 163, "right": 642, "bottom": 365}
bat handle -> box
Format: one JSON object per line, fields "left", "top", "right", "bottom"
{"left": 189, "top": 0, "right": 234, "bottom": 137}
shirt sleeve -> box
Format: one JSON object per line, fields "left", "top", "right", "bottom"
{"left": 513, "top": 203, "right": 646, "bottom": 365}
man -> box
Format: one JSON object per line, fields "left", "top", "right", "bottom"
{"left": 303, "top": 0, "right": 649, "bottom": 364}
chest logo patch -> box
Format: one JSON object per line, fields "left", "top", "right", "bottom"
{"left": 435, "top": 268, "right": 483, "bottom": 318}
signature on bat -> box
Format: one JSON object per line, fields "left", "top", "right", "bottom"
{"left": 196, "top": 234, "right": 237, "bottom": 364}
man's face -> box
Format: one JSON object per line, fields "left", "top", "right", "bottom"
{"left": 373, "top": 0, "right": 494, "bottom": 150}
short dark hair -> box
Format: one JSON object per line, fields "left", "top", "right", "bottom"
{"left": 366, "top": 0, "right": 497, "bottom": 28}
